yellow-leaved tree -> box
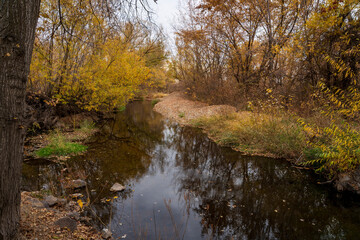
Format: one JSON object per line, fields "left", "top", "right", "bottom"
{"left": 73, "top": 39, "right": 151, "bottom": 111}
{"left": 29, "top": 0, "right": 168, "bottom": 111}
{"left": 300, "top": 0, "right": 360, "bottom": 175}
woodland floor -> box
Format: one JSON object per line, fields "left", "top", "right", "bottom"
{"left": 20, "top": 192, "right": 102, "bottom": 240}
{"left": 21, "top": 119, "right": 102, "bottom": 239}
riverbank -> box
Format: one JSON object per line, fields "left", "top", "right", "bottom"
{"left": 21, "top": 113, "right": 102, "bottom": 238}
{"left": 24, "top": 116, "right": 98, "bottom": 163}
{"left": 20, "top": 192, "right": 102, "bottom": 239}
{"left": 21, "top": 100, "right": 360, "bottom": 239}
{"left": 154, "top": 92, "right": 360, "bottom": 194}
{"left": 153, "top": 92, "right": 304, "bottom": 159}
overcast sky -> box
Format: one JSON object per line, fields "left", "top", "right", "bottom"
{"left": 149, "top": 0, "right": 180, "bottom": 51}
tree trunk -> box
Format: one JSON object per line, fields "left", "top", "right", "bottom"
{"left": 0, "top": 1, "right": 40, "bottom": 239}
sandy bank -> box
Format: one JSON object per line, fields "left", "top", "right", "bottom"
{"left": 153, "top": 92, "right": 237, "bottom": 125}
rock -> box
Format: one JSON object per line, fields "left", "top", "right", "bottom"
{"left": 101, "top": 228, "right": 112, "bottom": 239}
{"left": 54, "top": 217, "right": 77, "bottom": 232}
{"left": 67, "top": 211, "right": 80, "bottom": 221}
{"left": 41, "top": 184, "right": 50, "bottom": 190}
{"left": 44, "top": 195, "right": 58, "bottom": 207}
{"left": 335, "top": 170, "right": 360, "bottom": 194}
{"left": 70, "top": 193, "right": 83, "bottom": 198}
{"left": 110, "top": 183, "right": 125, "bottom": 192}
{"left": 29, "top": 198, "right": 45, "bottom": 208}
{"left": 57, "top": 198, "right": 67, "bottom": 206}
{"left": 68, "top": 179, "right": 86, "bottom": 189}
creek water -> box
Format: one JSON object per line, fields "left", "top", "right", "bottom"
{"left": 22, "top": 101, "right": 360, "bottom": 240}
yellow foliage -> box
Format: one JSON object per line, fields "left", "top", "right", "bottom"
{"left": 77, "top": 199, "right": 83, "bottom": 209}
{"left": 29, "top": 0, "right": 170, "bottom": 111}
{"left": 68, "top": 39, "right": 151, "bottom": 111}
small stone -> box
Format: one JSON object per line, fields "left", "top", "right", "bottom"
{"left": 70, "top": 179, "right": 86, "bottom": 189}
{"left": 44, "top": 195, "right": 58, "bottom": 207}
{"left": 54, "top": 217, "right": 77, "bottom": 232}
{"left": 101, "top": 228, "right": 112, "bottom": 239}
{"left": 70, "top": 193, "right": 83, "bottom": 198}
{"left": 57, "top": 198, "right": 67, "bottom": 206}
{"left": 110, "top": 183, "right": 125, "bottom": 192}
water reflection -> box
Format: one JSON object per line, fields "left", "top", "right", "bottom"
{"left": 22, "top": 101, "right": 360, "bottom": 240}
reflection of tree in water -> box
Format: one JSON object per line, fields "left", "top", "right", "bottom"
{"left": 67, "top": 101, "right": 167, "bottom": 226}
{"left": 22, "top": 161, "right": 66, "bottom": 194}
{"left": 169, "top": 126, "right": 360, "bottom": 240}
{"left": 22, "top": 101, "right": 360, "bottom": 239}
{"left": 23, "top": 101, "right": 167, "bottom": 228}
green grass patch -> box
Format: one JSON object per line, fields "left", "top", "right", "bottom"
{"left": 178, "top": 112, "right": 185, "bottom": 118}
{"left": 35, "top": 132, "right": 88, "bottom": 157}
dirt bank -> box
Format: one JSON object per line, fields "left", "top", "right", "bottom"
{"left": 153, "top": 92, "right": 237, "bottom": 125}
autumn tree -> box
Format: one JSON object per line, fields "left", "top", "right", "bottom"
{"left": 175, "top": 0, "right": 318, "bottom": 105}
{"left": 29, "top": 0, "right": 168, "bottom": 111}
{"left": 1, "top": 0, "right": 157, "bottom": 239}
{"left": 175, "top": 0, "right": 359, "bottom": 108}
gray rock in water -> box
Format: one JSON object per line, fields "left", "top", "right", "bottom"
{"left": 110, "top": 183, "right": 125, "bottom": 192}
{"left": 54, "top": 217, "right": 77, "bottom": 232}
{"left": 71, "top": 179, "right": 87, "bottom": 189}
{"left": 101, "top": 228, "right": 112, "bottom": 239}
{"left": 44, "top": 195, "right": 58, "bottom": 207}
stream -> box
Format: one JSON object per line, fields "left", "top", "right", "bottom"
{"left": 22, "top": 101, "right": 360, "bottom": 240}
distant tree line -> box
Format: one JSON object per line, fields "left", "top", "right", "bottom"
{"left": 175, "top": 0, "right": 360, "bottom": 111}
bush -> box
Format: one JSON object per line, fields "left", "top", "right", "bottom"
{"left": 302, "top": 123, "right": 360, "bottom": 175}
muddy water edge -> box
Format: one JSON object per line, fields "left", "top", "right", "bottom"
{"left": 22, "top": 100, "right": 360, "bottom": 240}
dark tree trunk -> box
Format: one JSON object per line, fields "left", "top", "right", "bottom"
{"left": 0, "top": 1, "right": 40, "bottom": 239}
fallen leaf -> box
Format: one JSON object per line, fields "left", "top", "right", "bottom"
{"left": 77, "top": 199, "right": 83, "bottom": 209}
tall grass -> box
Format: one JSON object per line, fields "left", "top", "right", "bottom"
{"left": 193, "top": 113, "right": 306, "bottom": 159}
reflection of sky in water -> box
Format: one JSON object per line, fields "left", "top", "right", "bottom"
{"left": 22, "top": 101, "right": 360, "bottom": 240}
